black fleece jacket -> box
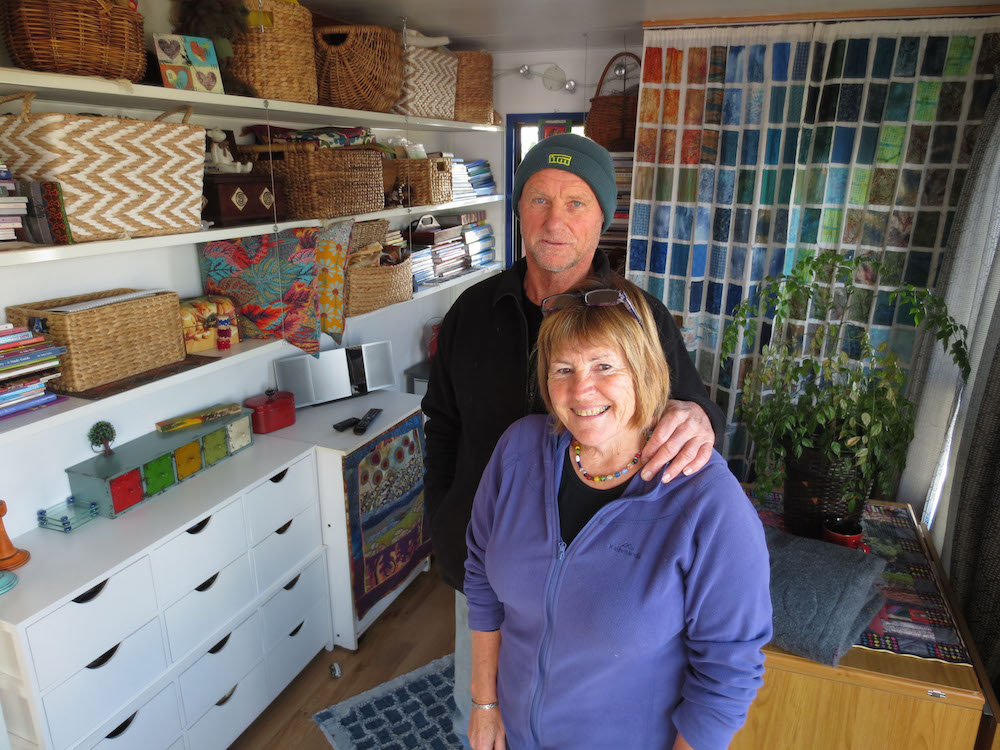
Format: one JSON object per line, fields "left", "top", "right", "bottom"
{"left": 421, "top": 252, "right": 724, "bottom": 591}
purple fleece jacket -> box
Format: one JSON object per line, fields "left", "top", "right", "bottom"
{"left": 465, "top": 415, "right": 772, "bottom": 749}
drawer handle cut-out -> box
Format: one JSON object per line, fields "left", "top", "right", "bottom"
{"left": 289, "top": 620, "right": 305, "bottom": 637}
{"left": 216, "top": 684, "right": 238, "bottom": 706}
{"left": 73, "top": 579, "right": 108, "bottom": 604}
{"left": 275, "top": 519, "right": 293, "bottom": 535}
{"left": 283, "top": 574, "right": 301, "bottom": 591}
{"left": 86, "top": 643, "right": 121, "bottom": 670}
{"left": 208, "top": 632, "right": 232, "bottom": 654}
{"left": 105, "top": 711, "right": 137, "bottom": 739}
{"left": 186, "top": 517, "right": 211, "bottom": 534}
{"left": 269, "top": 468, "right": 289, "bottom": 483}
{"left": 196, "top": 572, "right": 220, "bottom": 592}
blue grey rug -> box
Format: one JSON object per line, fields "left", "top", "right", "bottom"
{"left": 314, "top": 654, "right": 466, "bottom": 750}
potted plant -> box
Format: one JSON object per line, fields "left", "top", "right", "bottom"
{"left": 721, "top": 250, "right": 969, "bottom": 537}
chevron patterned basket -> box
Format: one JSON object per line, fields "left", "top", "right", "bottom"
{"left": 0, "top": 92, "right": 204, "bottom": 243}
{"left": 393, "top": 46, "right": 457, "bottom": 120}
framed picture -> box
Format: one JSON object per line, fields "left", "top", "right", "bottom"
{"left": 153, "top": 34, "right": 225, "bottom": 94}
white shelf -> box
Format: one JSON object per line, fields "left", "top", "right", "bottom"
{"left": 0, "top": 338, "right": 287, "bottom": 447}
{"left": 0, "top": 195, "right": 504, "bottom": 267}
{"left": 0, "top": 67, "right": 503, "bottom": 133}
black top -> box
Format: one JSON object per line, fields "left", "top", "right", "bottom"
{"left": 558, "top": 449, "right": 628, "bottom": 545}
{"left": 523, "top": 292, "right": 546, "bottom": 415}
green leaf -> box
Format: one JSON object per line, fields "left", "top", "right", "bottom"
{"left": 861, "top": 412, "right": 871, "bottom": 426}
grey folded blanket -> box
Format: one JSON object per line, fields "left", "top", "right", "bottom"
{"left": 765, "top": 526, "right": 886, "bottom": 666}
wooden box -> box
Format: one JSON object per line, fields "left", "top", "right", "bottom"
{"left": 202, "top": 173, "right": 288, "bottom": 227}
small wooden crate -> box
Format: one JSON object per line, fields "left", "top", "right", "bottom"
{"left": 64, "top": 409, "right": 254, "bottom": 519}
{"left": 6, "top": 289, "right": 185, "bottom": 393}
{"left": 382, "top": 158, "right": 452, "bottom": 206}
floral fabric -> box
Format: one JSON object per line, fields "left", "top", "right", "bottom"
{"left": 316, "top": 219, "right": 355, "bottom": 344}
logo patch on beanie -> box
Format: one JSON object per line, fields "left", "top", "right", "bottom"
{"left": 548, "top": 153, "right": 572, "bottom": 166}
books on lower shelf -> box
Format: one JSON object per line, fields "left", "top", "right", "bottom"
{"left": 0, "top": 165, "right": 28, "bottom": 244}
{"left": 410, "top": 219, "right": 496, "bottom": 288}
{"left": 0, "top": 330, "right": 65, "bottom": 418}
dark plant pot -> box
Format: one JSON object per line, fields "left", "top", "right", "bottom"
{"left": 783, "top": 446, "right": 870, "bottom": 539}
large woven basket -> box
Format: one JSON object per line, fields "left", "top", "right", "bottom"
{"left": 346, "top": 257, "right": 413, "bottom": 317}
{"left": 350, "top": 219, "right": 389, "bottom": 252}
{"left": 585, "top": 52, "right": 640, "bottom": 152}
{"left": 454, "top": 51, "right": 494, "bottom": 124}
{"left": 6, "top": 289, "right": 185, "bottom": 393}
{"left": 783, "top": 447, "right": 873, "bottom": 538}
{"left": 315, "top": 25, "right": 404, "bottom": 112}
{"left": 383, "top": 158, "right": 452, "bottom": 206}
{"left": 0, "top": 0, "right": 146, "bottom": 81}
{"left": 0, "top": 92, "right": 204, "bottom": 243}
{"left": 239, "top": 143, "right": 383, "bottom": 220}
{"left": 393, "top": 46, "right": 457, "bottom": 120}
{"left": 230, "top": 0, "right": 316, "bottom": 104}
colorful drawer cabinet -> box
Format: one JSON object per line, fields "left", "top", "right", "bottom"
{"left": 65, "top": 410, "right": 254, "bottom": 518}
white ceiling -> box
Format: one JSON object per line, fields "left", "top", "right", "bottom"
{"left": 308, "top": 0, "right": 971, "bottom": 52}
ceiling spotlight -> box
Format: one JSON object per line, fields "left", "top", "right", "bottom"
{"left": 564, "top": 79, "right": 577, "bottom": 93}
{"left": 518, "top": 64, "right": 531, "bottom": 78}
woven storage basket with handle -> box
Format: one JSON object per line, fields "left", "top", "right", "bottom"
{"left": 393, "top": 47, "right": 457, "bottom": 120}
{"left": 238, "top": 143, "right": 383, "bottom": 220}
{"left": 585, "top": 52, "right": 640, "bottom": 152}
{"left": 0, "top": 92, "right": 204, "bottom": 242}
{"left": 345, "top": 257, "right": 413, "bottom": 317}
{"left": 382, "top": 158, "right": 452, "bottom": 206}
{"left": 6, "top": 289, "right": 185, "bottom": 393}
{"left": 230, "top": 0, "right": 316, "bottom": 104}
{"left": 315, "top": 25, "right": 404, "bottom": 112}
{"left": 783, "top": 446, "right": 874, "bottom": 538}
{"left": 454, "top": 51, "right": 494, "bottom": 124}
{"left": 0, "top": 0, "right": 146, "bottom": 81}
{"left": 350, "top": 219, "right": 389, "bottom": 252}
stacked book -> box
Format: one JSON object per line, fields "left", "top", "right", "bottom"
{"left": 0, "top": 165, "right": 28, "bottom": 243}
{"left": 0, "top": 323, "right": 66, "bottom": 418}
{"left": 466, "top": 159, "right": 497, "bottom": 196}
{"left": 463, "top": 222, "right": 496, "bottom": 269}
{"left": 407, "top": 210, "right": 497, "bottom": 289}
{"left": 450, "top": 158, "right": 476, "bottom": 201}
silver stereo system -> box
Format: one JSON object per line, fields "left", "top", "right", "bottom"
{"left": 273, "top": 341, "right": 394, "bottom": 407}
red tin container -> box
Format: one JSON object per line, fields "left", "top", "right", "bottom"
{"left": 244, "top": 389, "right": 295, "bottom": 434}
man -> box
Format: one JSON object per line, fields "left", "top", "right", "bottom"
{"left": 421, "top": 133, "right": 724, "bottom": 732}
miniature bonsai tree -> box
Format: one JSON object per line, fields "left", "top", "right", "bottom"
{"left": 88, "top": 421, "right": 117, "bottom": 457}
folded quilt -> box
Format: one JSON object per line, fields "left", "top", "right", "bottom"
{"left": 765, "top": 526, "right": 886, "bottom": 666}
{"left": 242, "top": 124, "right": 376, "bottom": 148}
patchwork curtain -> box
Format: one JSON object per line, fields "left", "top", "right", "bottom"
{"left": 628, "top": 20, "right": 1000, "bottom": 479}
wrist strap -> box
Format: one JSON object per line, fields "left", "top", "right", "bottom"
{"left": 471, "top": 700, "right": 499, "bottom": 710}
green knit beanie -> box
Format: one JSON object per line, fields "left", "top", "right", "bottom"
{"left": 512, "top": 133, "right": 616, "bottom": 233}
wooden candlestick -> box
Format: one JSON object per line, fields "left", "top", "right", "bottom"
{"left": 0, "top": 501, "right": 29, "bottom": 570}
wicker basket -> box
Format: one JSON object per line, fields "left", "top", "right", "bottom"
{"left": 783, "top": 447, "right": 873, "bottom": 538}
{"left": 393, "top": 46, "right": 457, "bottom": 120}
{"left": 585, "top": 52, "right": 640, "bottom": 152}
{"left": 6, "top": 289, "right": 185, "bottom": 393}
{"left": 0, "top": 0, "right": 146, "bottom": 81}
{"left": 350, "top": 219, "right": 389, "bottom": 252}
{"left": 230, "top": 0, "right": 316, "bottom": 104}
{"left": 382, "top": 158, "right": 452, "bottom": 206}
{"left": 345, "top": 257, "right": 413, "bottom": 317}
{"left": 315, "top": 25, "right": 404, "bottom": 112}
{"left": 454, "top": 51, "right": 494, "bottom": 124}
{"left": 238, "top": 143, "right": 383, "bottom": 220}
{"left": 0, "top": 92, "right": 204, "bottom": 242}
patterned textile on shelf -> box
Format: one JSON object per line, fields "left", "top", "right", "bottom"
{"left": 343, "top": 412, "right": 431, "bottom": 619}
{"left": 242, "top": 124, "right": 376, "bottom": 148}
{"left": 198, "top": 228, "right": 321, "bottom": 354}
{"left": 316, "top": 219, "right": 355, "bottom": 344}
{"left": 630, "top": 21, "right": 1000, "bottom": 478}
{"left": 749, "top": 489, "right": 972, "bottom": 665}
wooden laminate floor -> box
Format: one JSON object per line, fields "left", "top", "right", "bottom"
{"left": 230, "top": 563, "right": 456, "bottom": 750}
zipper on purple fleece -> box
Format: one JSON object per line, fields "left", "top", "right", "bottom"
{"left": 529, "top": 539, "right": 566, "bottom": 746}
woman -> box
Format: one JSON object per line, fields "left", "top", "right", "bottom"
{"left": 464, "top": 276, "right": 772, "bottom": 750}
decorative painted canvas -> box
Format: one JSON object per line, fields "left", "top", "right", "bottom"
{"left": 153, "top": 34, "right": 225, "bottom": 94}
{"left": 343, "top": 413, "right": 431, "bottom": 619}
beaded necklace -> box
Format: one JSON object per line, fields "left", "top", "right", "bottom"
{"left": 572, "top": 440, "right": 642, "bottom": 483}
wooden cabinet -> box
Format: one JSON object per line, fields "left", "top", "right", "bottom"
{"left": 0, "top": 437, "right": 331, "bottom": 750}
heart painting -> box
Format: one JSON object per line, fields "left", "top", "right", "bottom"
{"left": 156, "top": 37, "right": 182, "bottom": 61}
{"left": 195, "top": 71, "right": 220, "bottom": 93}
{"left": 154, "top": 34, "right": 225, "bottom": 95}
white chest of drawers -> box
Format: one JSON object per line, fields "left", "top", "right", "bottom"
{"left": 0, "top": 436, "right": 332, "bottom": 750}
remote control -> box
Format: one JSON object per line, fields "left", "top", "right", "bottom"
{"left": 353, "top": 408, "right": 383, "bottom": 435}
{"left": 333, "top": 416, "right": 360, "bottom": 432}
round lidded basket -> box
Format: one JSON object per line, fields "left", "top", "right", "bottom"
{"left": 0, "top": 0, "right": 146, "bottom": 81}
{"left": 314, "top": 24, "right": 404, "bottom": 113}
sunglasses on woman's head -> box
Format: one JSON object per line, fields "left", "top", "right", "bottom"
{"left": 540, "top": 289, "right": 643, "bottom": 327}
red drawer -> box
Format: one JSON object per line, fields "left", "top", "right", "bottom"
{"left": 110, "top": 469, "right": 144, "bottom": 514}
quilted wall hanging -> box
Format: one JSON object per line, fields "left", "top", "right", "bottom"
{"left": 627, "top": 19, "right": 1000, "bottom": 478}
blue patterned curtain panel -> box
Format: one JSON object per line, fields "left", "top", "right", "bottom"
{"left": 628, "top": 20, "right": 1000, "bottom": 478}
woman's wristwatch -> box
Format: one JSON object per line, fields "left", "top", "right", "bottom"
{"left": 471, "top": 699, "right": 499, "bottom": 710}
